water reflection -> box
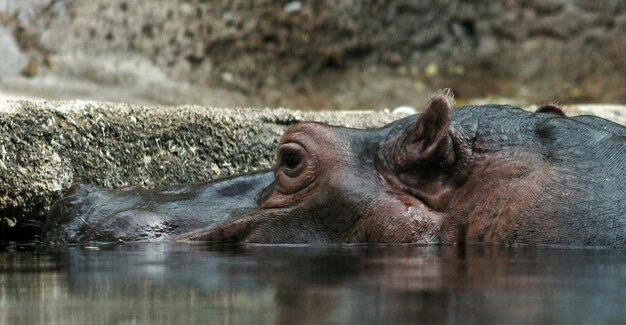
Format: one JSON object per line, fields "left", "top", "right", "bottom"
{"left": 1, "top": 244, "right": 625, "bottom": 324}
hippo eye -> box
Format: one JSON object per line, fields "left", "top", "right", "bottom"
{"left": 282, "top": 153, "right": 302, "bottom": 172}
{"left": 280, "top": 151, "right": 305, "bottom": 178}
{"left": 274, "top": 141, "right": 317, "bottom": 195}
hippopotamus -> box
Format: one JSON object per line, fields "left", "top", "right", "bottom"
{"left": 46, "top": 96, "right": 626, "bottom": 246}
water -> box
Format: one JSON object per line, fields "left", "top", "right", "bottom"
{"left": 1, "top": 243, "right": 625, "bottom": 325}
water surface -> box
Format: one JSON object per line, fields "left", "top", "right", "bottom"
{"left": 1, "top": 243, "right": 625, "bottom": 324}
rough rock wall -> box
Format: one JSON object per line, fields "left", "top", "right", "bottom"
{"left": 18, "top": 0, "right": 626, "bottom": 108}
{"left": 0, "top": 100, "right": 400, "bottom": 240}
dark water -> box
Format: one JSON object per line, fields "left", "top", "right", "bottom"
{"left": 1, "top": 243, "right": 625, "bottom": 325}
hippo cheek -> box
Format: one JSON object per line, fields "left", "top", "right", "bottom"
{"left": 179, "top": 198, "right": 362, "bottom": 244}
{"left": 175, "top": 212, "right": 270, "bottom": 242}
{"left": 191, "top": 196, "right": 445, "bottom": 244}
{"left": 243, "top": 211, "right": 327, "bottom": 243}
{"left": 358, "top": 195, "right": 444, "bottom": 244}
{"left": 175, "top": 208, "right": 306, "bottom": 243}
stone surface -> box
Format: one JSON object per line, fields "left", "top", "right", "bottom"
{"left": 0, "top": 100, "right": 402, "bottom": 239}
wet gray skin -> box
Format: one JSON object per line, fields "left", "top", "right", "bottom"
{"left": 46, "top": 171, "right": 275, "bottom": 243}
{"left": 46, "top": 96, "right": 626, "bottom": 245}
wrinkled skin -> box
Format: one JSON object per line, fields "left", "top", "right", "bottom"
{"left": 46, "top": 96, "right": 626, "bottom": 246}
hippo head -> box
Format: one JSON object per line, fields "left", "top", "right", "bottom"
{"left": 178, "top": 96, "right": 471, "bottom": 243}
{"left": 48, "top": 96, "right": 626, "bottom": 246}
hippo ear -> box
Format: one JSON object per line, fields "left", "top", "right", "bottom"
{"left": 412, "top": 96, "right": 453, "bottom": 160}
{"left": 385, "top": 95, "right": 455, "bottom": 170}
